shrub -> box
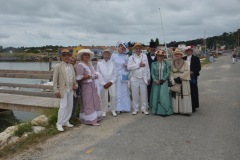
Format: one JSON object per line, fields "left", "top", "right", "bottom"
{"left": 44, "top": 108, "right": 58, "bottom": 126}
{"left": 14, "top": 122, "right": 32, "bottom": 137}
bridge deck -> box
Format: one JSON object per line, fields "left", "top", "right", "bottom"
{"left": 0, "top": 93, "right": 59, "bottom": 112}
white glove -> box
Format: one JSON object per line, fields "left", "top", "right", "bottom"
{"left": 91, "top": 73, "right": 98, "bottom": 79}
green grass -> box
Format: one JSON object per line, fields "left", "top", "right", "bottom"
{"left": 200, "top": 58, "right": 210, "bottom": 66}
{"left": 44, "top": 108, "right": 59, "bottom": 126}
{"left": 13, "top": 122, "right": 32, "bottom": 137}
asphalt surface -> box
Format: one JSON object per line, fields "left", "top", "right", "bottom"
{"left": 9, "top": 54, "right": 240, "bottom": 160}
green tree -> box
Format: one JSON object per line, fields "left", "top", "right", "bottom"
{"left": 0, "top": 46, "right": 3, "bottom": 53}
{"left": 155, "top": 38, "right": 160, "bottom": 46}
{"left": 128, "top": 41, "right": 134, "bottom": 47}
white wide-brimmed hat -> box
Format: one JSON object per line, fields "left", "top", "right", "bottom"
{"left": 173, "top": 48, "right": 184, "bottom": 56}
{"left": 77, "top": 49, "right": 94, "bottom": 61}
{"left": 116, "top": 41, "right": 129, "bottom": 53}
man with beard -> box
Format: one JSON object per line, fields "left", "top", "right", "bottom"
{"left": 146, "top": 42, "right": 157, "bottom": 105}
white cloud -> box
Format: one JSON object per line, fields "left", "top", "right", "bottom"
{"left": 0, "top": 0, "right": 239, "bottom": 47}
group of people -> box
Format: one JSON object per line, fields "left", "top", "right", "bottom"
{"left": 53, "top": 41, "right": 201, "bottom": 131}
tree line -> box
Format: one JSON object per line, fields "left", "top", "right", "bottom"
{"left": 167, "top": 28, "right": 240, "bottom": 49}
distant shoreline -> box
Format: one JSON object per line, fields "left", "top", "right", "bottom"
{"left": 0, "top": 56, "right": 58, "bottom": 62}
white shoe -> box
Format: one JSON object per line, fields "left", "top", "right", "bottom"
{"left": 142, "top": 110, "right": 149, "bottom": 115}
{"left": 102, "top": 112, "right": 106, "bottom": 117}
{"left": 111, "top": 110, "right": 117, "bottom": 117}
{"left": 56, "top": 125, "right": 64, "bottom": 132}
{"left": 132, "top": 110, "right": 138, "bottom": 115}
{"left": 64, "top": 123, "right": 74, "bottom": 127}
{"left": 92, "top": 123, "right": 100, "bottom": 126}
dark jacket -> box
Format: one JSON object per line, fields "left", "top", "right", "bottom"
{"left": 146, "top": 52, "right": 157, "bottom": 70}
{"left": 183, "top": 55, "right": 201, "bottom": 77}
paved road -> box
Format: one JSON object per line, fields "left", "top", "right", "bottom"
{"left": 9, "top": 54, "right": 240, "bottom": 160}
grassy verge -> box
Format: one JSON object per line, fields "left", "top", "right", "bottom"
{"left": 0, "top": 108, "right": 80, "bottom": 159}
{"left": 200, "top": 58, "right": 210, "bottom": 66}
{"left": 14, "top": 122, "right": 32, "bottom": 137}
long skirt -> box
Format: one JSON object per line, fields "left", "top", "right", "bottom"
{"left": 80, "top": 82, "right": 102, "bottom": 124}
{"left": 115, "top": 74, "right": 131, "bottom": 112}
{"left": 150, "top": 81, "right": 173, "bottom": 116}
{"left": 172, "top": 81, "right": 192, "bottom": 114}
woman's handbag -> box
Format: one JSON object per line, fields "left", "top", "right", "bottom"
{"left": 170, "top": 84, "right": 181, "bottom": 93}
{"left": 170, "top": 77, "right": 182, "bottom": 93}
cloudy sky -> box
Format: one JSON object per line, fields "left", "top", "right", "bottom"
{"left": 0, "top": 0, "right": 239, "bottom": 47}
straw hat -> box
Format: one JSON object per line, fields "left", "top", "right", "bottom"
{"left": 133, "top": 42, "right": 142, "bottom": 49}
{"left": 173, "top": 48, "right": 184, "bottom": 56}
{"left": 77, "top": 49, "right": 94, "bottom": 61}
{"left": 116, "top": 41, "right": 129, "bottom": 53}
{"left": 60, "top": 49, "right": 71, "bottom": 55}
{"left": 102, "top": 49, "right": 111, "bottom": 55}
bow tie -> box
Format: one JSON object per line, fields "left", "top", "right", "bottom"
{"left": 150, "top": 54, "right": 155, "bottom": 56}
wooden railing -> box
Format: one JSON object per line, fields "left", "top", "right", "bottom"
{"left": 0, "top": 69, "right": 55, "bottom": 98}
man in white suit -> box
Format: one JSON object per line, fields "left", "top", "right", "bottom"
{"left": 127, "top": 43, "right": 150, "bottom": 115}
{"left": 53, "top": 49, "right": 78, "bottom": 131}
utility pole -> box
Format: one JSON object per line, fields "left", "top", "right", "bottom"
{"left": 204, "top": 31, "right": 207, "bottom": 56}
{"left": 159, "top": 8, "right": 168, "bottom": 58}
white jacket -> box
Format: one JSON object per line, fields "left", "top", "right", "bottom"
{"left": 97, "top": 59, "right": 117, "bottom": 84}
{"left": 127, "top": 53, "right": 150, "bottom": 84}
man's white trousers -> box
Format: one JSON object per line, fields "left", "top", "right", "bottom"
{"left": 57, "top": 90, "right": 73, "bottom": 126}
{"left": 100, "top": 84, "right": 116, "bottom": 112}
{"left": 130, "top": 78, "right": 147, "bottom": 112}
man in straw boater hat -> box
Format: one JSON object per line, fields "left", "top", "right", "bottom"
{"left": 97, "top": 49, "right": 117, "bottom": 117}
{"left": 53, "top": 49, "right": 78, "bottom": 131}
{"left": 183, "top": 47, "right": 201, "bottom": 113}
{"left": 127, "top": 43, "right": 150, "bottom": 115}
{"left": 146, "top": 42, "right": 158, "bottom": 105}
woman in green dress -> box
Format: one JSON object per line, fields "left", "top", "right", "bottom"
{"left": 150, "top": 50, "right": 173, "bottom": 116}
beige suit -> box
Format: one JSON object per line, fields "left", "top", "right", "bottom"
{"left": 53, "top": 61, "right": 78, "bottom": 98}
{"left": 53, "top": 61, "right": 78, "bottom": 126}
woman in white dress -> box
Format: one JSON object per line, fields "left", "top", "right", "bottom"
{"left": 170, "top": 48, "right": 192, "bottom": 115}
{"left": 110, "top": 41, "right": 131, "bottom": 113}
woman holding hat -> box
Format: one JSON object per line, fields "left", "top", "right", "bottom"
{"left": 149, "top": 50, "right": 173, "bottom": 116}
{"left": 170, "top": 48, "right": 192, "bottom": 115}
{"left": 110, "top": 41, "right": 131, "bottom": 113}
{"left": 75, "top": 49, "right": 102, "bottom": 126}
